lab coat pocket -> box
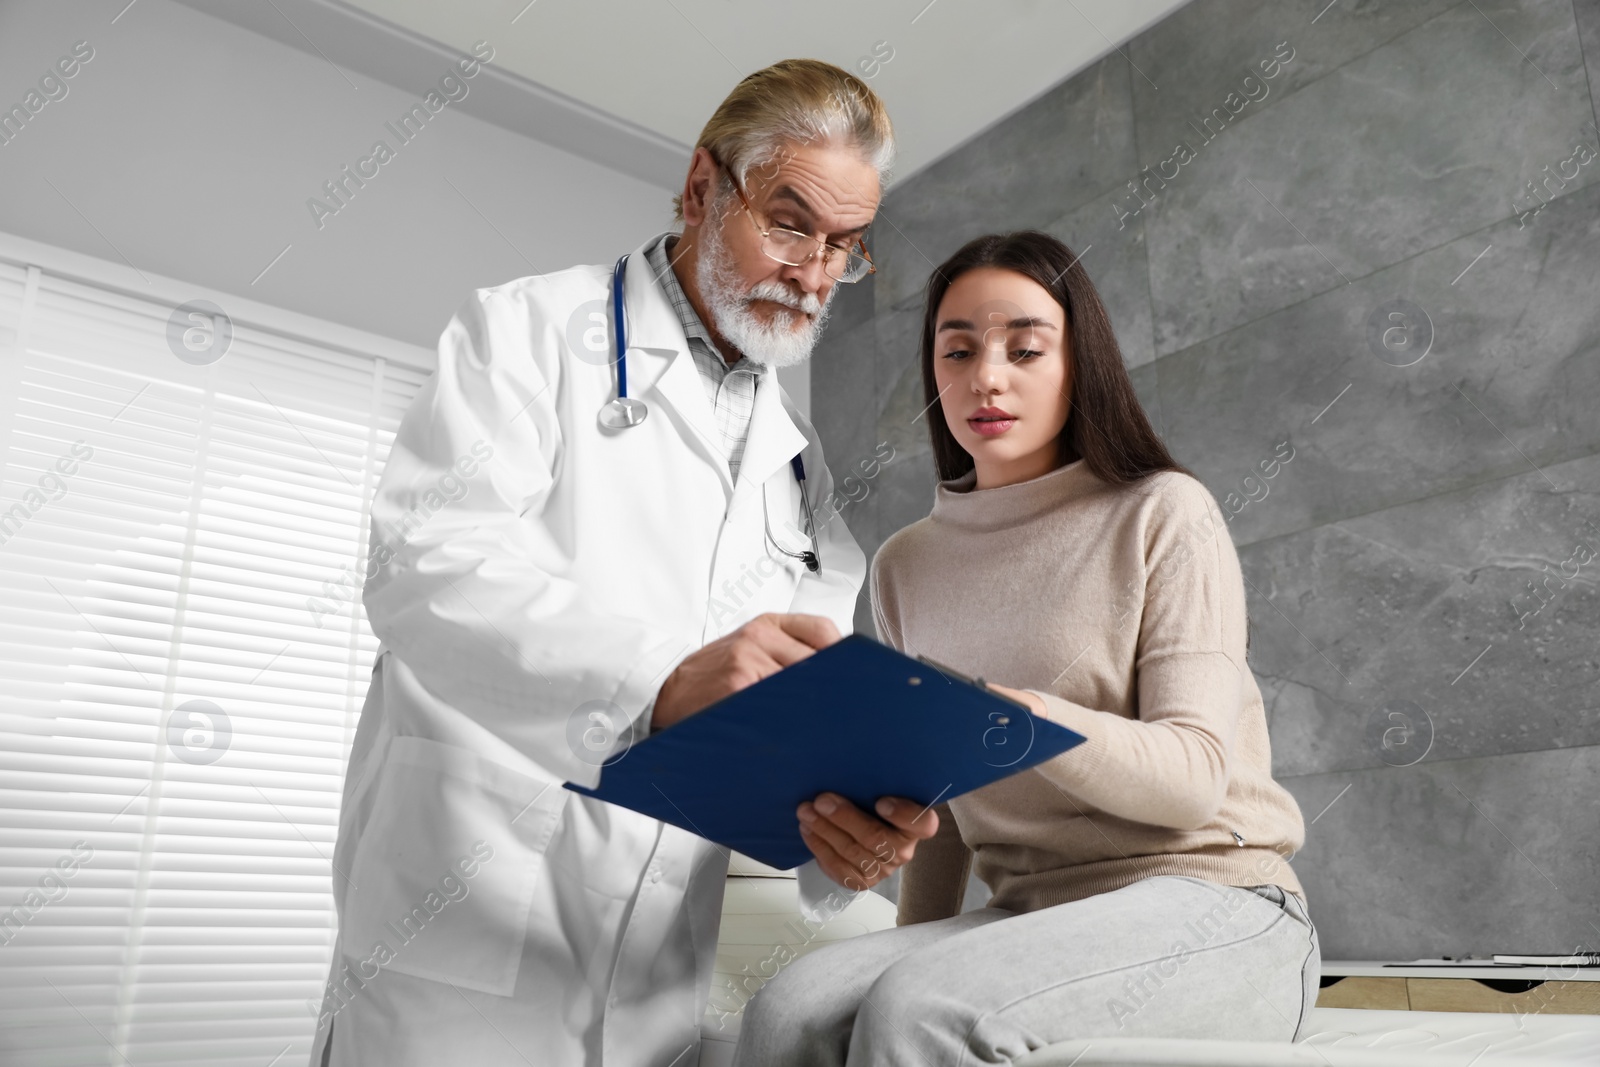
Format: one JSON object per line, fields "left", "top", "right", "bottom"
{"left": 341, "top": 735, "right": 568, "bottom": 996}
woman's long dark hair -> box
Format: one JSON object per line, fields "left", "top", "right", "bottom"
{"left": 920, "top": 230, "right": 1191, "bottom": 486}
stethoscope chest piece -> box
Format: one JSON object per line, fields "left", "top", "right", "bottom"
{"left": 599, "top": 396, "right": 648, "bottom": 429}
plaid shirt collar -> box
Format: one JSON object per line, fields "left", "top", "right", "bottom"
{"left": 642, "top": 230, "right": 761, "bottom": 378}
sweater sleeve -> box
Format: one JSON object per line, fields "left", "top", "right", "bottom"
{"left": 871, "top": 549, "right": 975, "bottom": 925}
{"left": 894, "top": 800, "right": 973, "bottom": 925}
{"left": 1021, "top": 474, "right": 1246, "bottom": 831}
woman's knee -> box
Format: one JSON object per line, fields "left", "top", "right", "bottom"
{"left": 863, "top": 953, "right": 942, "bottom": 1019}
{"left": 745, "top": 942, "right": 864, "bottom": 1022}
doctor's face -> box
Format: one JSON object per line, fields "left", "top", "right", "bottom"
{"left": 684, "top": 141, "right": 879, "bottom": 368}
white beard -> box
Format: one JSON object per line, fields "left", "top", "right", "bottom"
{"left": 695, "top": 202, "right": 837, "bottom": 370}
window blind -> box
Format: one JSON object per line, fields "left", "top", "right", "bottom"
{"left": 0, "top": 259, "right": 428, "bottom": 1066}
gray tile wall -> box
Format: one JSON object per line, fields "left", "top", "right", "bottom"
{"left": 820, "top": 0, "right": 1600, "bottom": 960}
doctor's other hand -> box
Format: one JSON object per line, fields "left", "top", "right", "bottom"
{"left": 650, "top": 612, "right": 842, "bottom": 732}
{"left": 797, "top": 793, "right": 940, "bottom": 891}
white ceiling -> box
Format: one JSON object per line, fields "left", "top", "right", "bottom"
{"left": 180, "top": 0, "right": 1192, "bottom": 188}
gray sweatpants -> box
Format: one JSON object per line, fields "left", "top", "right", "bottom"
{"left": 730, "top": 875, "right": 1320, "bottom": 1067}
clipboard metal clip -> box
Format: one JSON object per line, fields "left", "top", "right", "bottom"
{"left": 911, "top": 652, "right": 1032, "bottom": 712}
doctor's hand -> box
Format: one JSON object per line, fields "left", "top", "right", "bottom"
{"left": 796, "top": 793, "right": 940, "bottom": 892}
{"left": 650, "top": 612, "right": 841, "bottom": 732}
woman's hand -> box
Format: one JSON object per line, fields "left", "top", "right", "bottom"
{"left": 985, "top": 682, "right": 1049, "bottom": 719}
{"left": 796, "top": 793, "right": 940, "bottom": 891}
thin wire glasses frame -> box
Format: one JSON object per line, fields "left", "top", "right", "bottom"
{"left": 707, "top": 151, "right": 876, "bottom": 284}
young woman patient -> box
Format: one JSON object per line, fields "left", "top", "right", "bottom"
{"left": 732, "top": 230, "right": 1320, "bottom": 1066}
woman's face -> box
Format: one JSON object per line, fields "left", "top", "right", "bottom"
{"left": 932, "top": 266, "right": 1073, "bottom": 490}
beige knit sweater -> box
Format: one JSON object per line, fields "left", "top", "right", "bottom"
{"left": 871, "top": 458, "right": 1307, "bottom": 926}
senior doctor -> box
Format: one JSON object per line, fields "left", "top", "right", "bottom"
{"left": 309, "top": 60, "right": 939, "bottom": 1067}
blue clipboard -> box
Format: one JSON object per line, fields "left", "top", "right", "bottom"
{"left": 563, "top": 633, "right": 1088, "bottom": 870}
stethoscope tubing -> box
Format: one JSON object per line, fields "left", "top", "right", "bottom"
{"left": 612, "top": 252, "right": 630, "bottom": 403}
{"left": 608, "top": 251, "right": 819, "bottom": 573}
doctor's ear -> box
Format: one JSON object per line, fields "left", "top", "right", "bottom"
{"left": 680, "top": 148, "right": 726, "bottom": 228}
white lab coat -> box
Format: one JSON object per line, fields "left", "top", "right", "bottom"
{"left": 307, "top": 233, "right": 867, "bottom": 1067}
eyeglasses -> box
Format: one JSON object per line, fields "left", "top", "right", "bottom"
{"left": 709, "top": 153, "right": 875, "bottom": 284}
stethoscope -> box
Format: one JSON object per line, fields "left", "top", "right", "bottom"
{"left": 601, "top": 253, "right": 821, "bottom": 574}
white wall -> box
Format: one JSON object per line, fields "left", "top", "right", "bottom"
{"left": 0, "top": 0, "right": 810, "bottom": 411}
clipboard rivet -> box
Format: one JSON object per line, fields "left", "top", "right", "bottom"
{"left": 908, "top": 676, "right": 921, "bottom": 685}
